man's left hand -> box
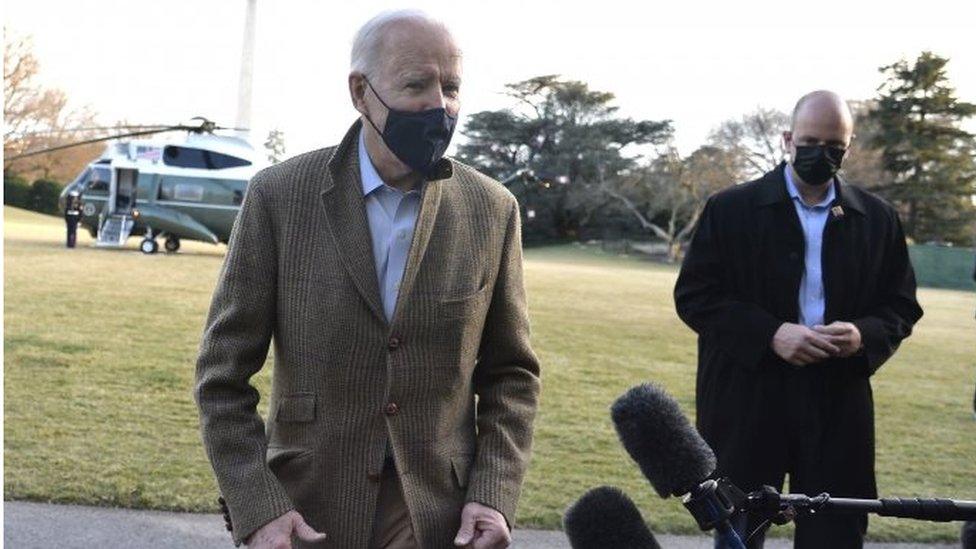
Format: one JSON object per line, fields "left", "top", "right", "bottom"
{"left": 454, "top": 502, "right": 511, "bottom": 548}
{"left": 813, "top": 321, "right": 862, "bottom": 357}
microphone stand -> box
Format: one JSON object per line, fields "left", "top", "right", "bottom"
{"left": 743, "top": 487, "right": 976, "bottom": 522}
{"left": 683, "top": 479, "right": 976, "bottom": 547}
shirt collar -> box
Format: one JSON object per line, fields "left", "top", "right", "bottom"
{"left": 358, "top": 128, "right": 385, "bottom": 197}
{"left": 784, "top": 163, "right": 835, "bottom": 208}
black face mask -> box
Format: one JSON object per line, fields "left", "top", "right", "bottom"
{"left": 791, "top": 144, "right": 846, "bottom": 186}
{"left": 362, "top": 78, "right": 457, "bottom": 175}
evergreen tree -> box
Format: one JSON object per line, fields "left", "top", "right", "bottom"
{"left": 457, "top": 75, "right": 672, "bottom": 240}
{"left": 868, "top": 51, "right": 976, "bottom": 244}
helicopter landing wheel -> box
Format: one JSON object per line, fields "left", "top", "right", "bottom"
{"left": 164, "top": 236, "right": 181, "bottom": 253}
{"left": 140, "top": 238, "right": 159, "bottom": 254}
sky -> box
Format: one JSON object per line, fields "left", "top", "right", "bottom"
{"left": 6, "top": 0, "right": 976, "bottom": 162}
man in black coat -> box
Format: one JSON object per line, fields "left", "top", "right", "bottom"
{"left": 674, "top": 90, "right": 923, "bottom": 548}
{"left": 64, "top": 191, "right": 82, "bottom": 248}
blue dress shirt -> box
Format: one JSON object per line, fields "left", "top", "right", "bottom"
{"left": 358, "top": 129, "right": 423, "bottom": 322}
{"left": 784, "top": 165, "right": 836, "bottom": 327}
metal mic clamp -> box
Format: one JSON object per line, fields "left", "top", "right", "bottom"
{"left": 683, "top": 478, "right": 747, "bottom": 530}
{"left": 683, "top": 478, "right": 749, "bottom": 549}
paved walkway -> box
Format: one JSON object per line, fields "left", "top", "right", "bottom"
{"left": 2, "top": 501, "right": 960, "bottom": 548}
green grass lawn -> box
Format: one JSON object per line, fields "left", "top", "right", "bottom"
{"left": 4, "top": 206, "right": 975, "bottom": 542}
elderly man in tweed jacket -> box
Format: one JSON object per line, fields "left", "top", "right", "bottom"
{"left": 194, "top": 10, "right": 541, "bottom": 549}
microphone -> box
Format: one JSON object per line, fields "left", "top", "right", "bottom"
{"left": 611, "top": 383, "right": 747, "bottom": 548}
{"left": 609, "top": 382, "right": 976, "bottom": 544}
{"left": 610, "top": 383, "right": 716, "bottom": 497}
{"left": 564, "top": 486, "right": 661, "bottom": 549}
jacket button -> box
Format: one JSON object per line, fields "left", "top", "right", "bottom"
{"left": 367, "top": 472, "right": 381, "bottom": 482}
{"left": 385, "top": 402, "right": 399, "bottom": 416}
{"left": 789, "top": 251, "right": 800, "bottom": 261}
{"left": 388, "top": 336, "right": 401, "bottom": 351}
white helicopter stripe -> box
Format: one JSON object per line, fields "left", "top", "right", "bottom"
{"left": 155, "top": 200, "right": 240, "bottom": 211}
{"left": 81, "top": 196, "right": 240, "bottom": 212}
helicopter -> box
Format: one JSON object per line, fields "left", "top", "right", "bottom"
{"left": 20, "top": 117, "right": 263, "bottom": 254}
{"left": 4, "top": 0, "right": 269, "bottom": 254}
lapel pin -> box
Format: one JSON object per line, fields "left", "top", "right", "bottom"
{"left": 831, "top": 205, "right": 845, "bottom": 218}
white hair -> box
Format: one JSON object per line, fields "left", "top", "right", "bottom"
{"left": 350, "top": 9, "right": 454, "bottom": 75}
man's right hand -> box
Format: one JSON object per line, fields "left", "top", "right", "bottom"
{"left": 245, "top": 510, "right": 327, "bottom": 548}
{"left": 771, "top": 322, "right": 840, "bottom": 366}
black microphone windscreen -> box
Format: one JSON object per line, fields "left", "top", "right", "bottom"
{"left": 564, "top": 486, "right": 661, "bottom": 549}
{"left": 611, "top": 383, "right": 717, "bottom": 497}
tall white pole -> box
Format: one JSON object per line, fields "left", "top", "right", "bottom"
{"left": 235, "top": 0, "right": 256, "bottom": 139}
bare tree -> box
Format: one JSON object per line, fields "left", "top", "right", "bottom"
{"left": 709, "top": 107, "right": 788, "bottom": 178}
{"left": 601, "top": 145, "right": 740, "bottom": 262}
{"left": 4, "top": 29, "right": 99, "bottom": 182}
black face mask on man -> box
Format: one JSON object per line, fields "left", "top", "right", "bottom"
{"left": 790, "top": 144, "right": 846, "bottom": 186}
{"left": 362, "top": 78, "right": 457, "bottom": 175}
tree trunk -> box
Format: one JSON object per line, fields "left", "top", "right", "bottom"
{"left": 666, "top": 240, "right": 682, "bottom": 263}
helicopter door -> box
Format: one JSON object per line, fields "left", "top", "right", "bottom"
{"left": 97, "top": 167, "right": 138, "bottom": 247}
{"left": 111, "top": 168, "right": 137, "bottom": 215}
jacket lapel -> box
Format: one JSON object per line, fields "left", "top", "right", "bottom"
{"left": 822, "top": 174, "right": 864, "bottom": 323}
{"left": 756, "top": 164, "right": 805, "bottom": 321}
{"left": 389, "top": 178, "right": 444, "bottom": 327}
{"left": 321, "top": 120, "right": 387, "bottom": 325}
{"left": 757, "top": 163, "right": 806, "bottom": 243}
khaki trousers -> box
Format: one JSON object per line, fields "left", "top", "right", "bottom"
{"left": 369, "top": 468, "right": 418, "bottom": 549}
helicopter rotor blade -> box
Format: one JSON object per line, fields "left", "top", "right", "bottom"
{"left": 7, "top": 120, "right": 253, "bottom": 161}
{"left": 6, "top": 126, "right": 185, "bottom": 161}
{"left": 8, "top": 125, "right": 174, "bottom": 138}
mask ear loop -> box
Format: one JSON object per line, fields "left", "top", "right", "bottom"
{"left": 360, "top": 76, "right": 390, "bottom": 137}
{"left": 363, "top": 76, "right": 394, "bottom": 111}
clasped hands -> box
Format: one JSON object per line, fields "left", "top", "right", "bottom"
{"left": 771, "top": 321, "right": 862, "bottom": 366}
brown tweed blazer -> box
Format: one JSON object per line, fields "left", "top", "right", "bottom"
{"left": 194, "top": 120, "right": 541, "bottom": 548}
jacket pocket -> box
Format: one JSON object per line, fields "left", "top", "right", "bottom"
{"left": 438, "top": 283, "right": 490, "bottom": 320}
{"left": 451, "top": 454, "right": 474, "bottom": 489}
{"left": 275, "top": 392, "right": 316, "bottom": 423}
{"left": 266, "top": 446, "right": 315, "bottom": 508}
{"left": 267, "top": 446, "right": 313, "bottom": 469}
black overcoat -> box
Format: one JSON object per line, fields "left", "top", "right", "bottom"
{"left": 674, "top": 163, "right": 923, "bottom": 498}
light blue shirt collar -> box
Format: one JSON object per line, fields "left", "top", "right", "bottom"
{"left": 356, "top": 126, "right": 423, "bottom": 323}
{"left": 358, "top": 128, "right": 385, "bottom": 197}
{"left": 783, "top": 164, "right": 835, "bottom": 327}
{"left": 784, "top": 164, "right": 835, "bottom": 209}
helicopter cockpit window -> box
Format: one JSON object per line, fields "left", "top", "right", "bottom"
{"left": 68, "top": 168, "right": 91, "bottom": 188}
{"left": 87, "top": 166, "right": 111, "bottom": 193}
{"left": 163, "top": 146, "right": 252, "bottom": 169}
